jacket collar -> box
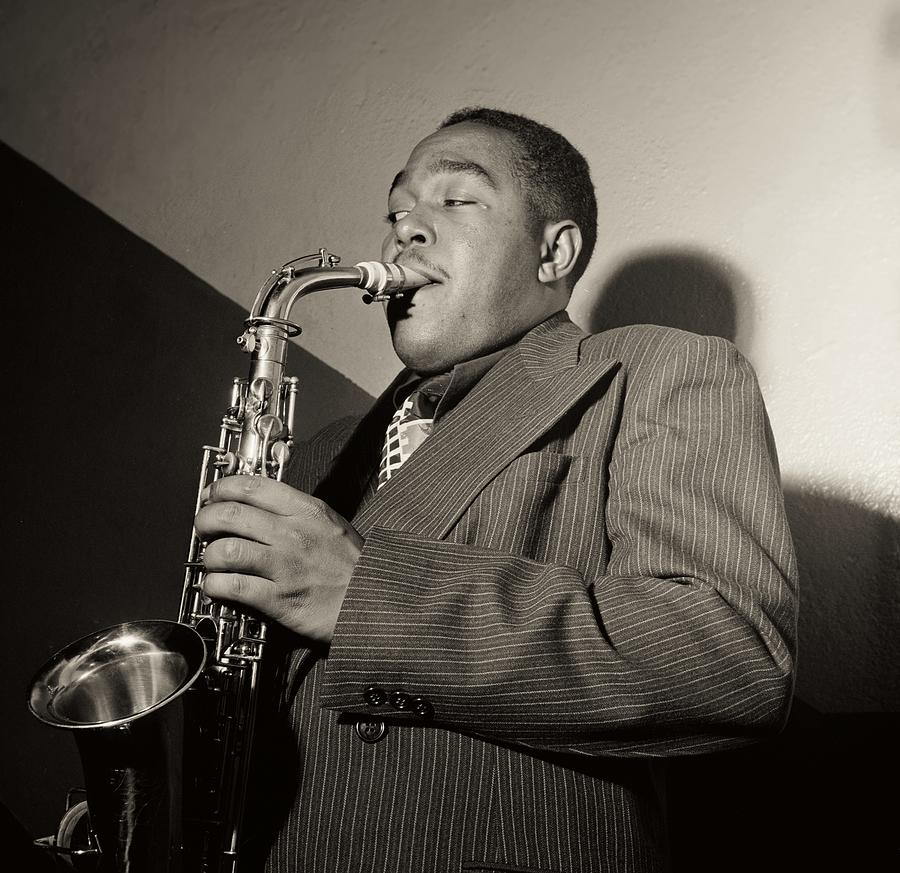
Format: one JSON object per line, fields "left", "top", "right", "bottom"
{"left": 331, "top": 311, "right": 620, "bottom": 539}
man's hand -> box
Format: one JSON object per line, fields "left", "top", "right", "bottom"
{"left": 194, "top": 476, "right": 363, "bottom": 644}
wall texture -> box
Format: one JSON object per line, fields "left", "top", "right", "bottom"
{"left": 1, "top": 0, "right": 896, "bottom": 711}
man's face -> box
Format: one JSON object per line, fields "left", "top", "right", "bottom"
{"left": 381, "top": 122, "right": 559, "bottom": 374}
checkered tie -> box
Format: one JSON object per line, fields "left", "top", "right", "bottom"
{"left": 377, "top": 391, "right": 435, "bottom": 489}
{"left": 377, "top": 377, "right": 452, "bottom": 489}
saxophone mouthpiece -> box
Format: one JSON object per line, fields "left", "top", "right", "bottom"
{"left": 356, "top": 262, "right": 429, "bottom": 304}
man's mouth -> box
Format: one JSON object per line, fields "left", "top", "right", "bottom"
{"left": 394, "top": 256, "right": 449, "bottom": 287}
{"left": 387, "top": 278, "right": 440, "bottom": 318}
{"left": 383, "top": 258, "right": 447, "bottom": 317}
{"left": 390, "top": 281, "right": 430, "bottom": 313}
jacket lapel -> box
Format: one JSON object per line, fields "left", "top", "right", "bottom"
{"left": 352, "top": 313, "right": 620, "bottom": 540}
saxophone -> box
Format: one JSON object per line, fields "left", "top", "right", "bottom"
{"left": 27, "top": 250, "right": 426, "bottom": 873}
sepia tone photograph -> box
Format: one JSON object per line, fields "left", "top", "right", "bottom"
{"left": 2, "top": 1, "right": 897, "bottom": 871}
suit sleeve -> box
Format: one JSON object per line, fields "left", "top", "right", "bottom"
{"left": 319, "top": 334, "right": 798, "bottom": 757}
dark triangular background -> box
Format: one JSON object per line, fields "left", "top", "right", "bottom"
{"left": 1, "top": 141, "right": 374, "bottom": 851}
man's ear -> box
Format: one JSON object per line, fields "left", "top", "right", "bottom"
{"left": 537, "top": 220, "right": 583, "bottom": 285}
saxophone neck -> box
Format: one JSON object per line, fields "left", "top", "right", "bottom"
{"left": 249, "top": 248, "right": 359, "bottom": 325}
{"left": 249, "top": 248, "right": 428, "bottom": 324}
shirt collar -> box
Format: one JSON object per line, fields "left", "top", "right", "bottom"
{"left": 391, "top": 345, "right": 510, "bottom": 421}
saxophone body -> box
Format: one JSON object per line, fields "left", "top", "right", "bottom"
{"left": 27, "top": 250, "right": 426, "bottom": 873}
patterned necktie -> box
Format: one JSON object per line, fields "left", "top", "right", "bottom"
{"left": 377, "top": 378, "right": 446, "bottom": 489}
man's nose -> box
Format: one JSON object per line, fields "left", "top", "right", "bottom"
{"left": 394, "top": 211, "right": 434, "bottom": 248}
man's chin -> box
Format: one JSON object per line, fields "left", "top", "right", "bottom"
{"left": 389, "top": 323, "right": 452, "bottom": 374}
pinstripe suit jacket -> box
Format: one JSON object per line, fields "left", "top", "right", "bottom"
{"left": 262, "top": 312, "right": 797, "bottom": 873}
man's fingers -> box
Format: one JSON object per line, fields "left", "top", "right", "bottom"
{"left": 201, "top": 475, "right": 322, "bottom": 518}
{"left": 195, "top": 500, "right": 282, "bottom": 544}
{"left": 203, "top": 536, "right": 274, "bottom": 576}
{"left": 201, "top": 571, "right": 276, "bottom": 612}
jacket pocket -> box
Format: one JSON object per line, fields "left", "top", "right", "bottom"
{"left": 493, "top": 450, "right": 576, "bottom": 486}
{"left": 493, "top": 450, "right": 604, "bottom": 487}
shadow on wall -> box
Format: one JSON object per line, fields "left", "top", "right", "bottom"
{"left": 666, "top": 700, "right": 899, "bottom": 872}
{"left": 582, "top": 247, "right": 755, "bottom": 346}
{"left": 784, "top": 489, "right": 900, "bottom": 711}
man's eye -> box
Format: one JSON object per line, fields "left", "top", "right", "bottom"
{"left": 444, "top": 199, "right": 474, "bottom": 208}
{"left": 385, "top": 210, "right": 410, "bottom": 224}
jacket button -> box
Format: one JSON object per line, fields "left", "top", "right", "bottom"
{"left": 388, "top": 689, "right": 411, "bottom": 710}
{"left": 411, "top": 696, "right": 433, "bottom": 719}
{"left": 363, "top": 685, "right": 387, "bottom": 706}
{"left": 355, "top": 719, "right": 387, "bottom": 743}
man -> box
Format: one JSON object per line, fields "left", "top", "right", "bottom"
{"left": 195, "top": 108, "right": 798, "bottom": 872}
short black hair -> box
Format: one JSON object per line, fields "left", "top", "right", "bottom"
{"left": 440, "top": 107, "right": 597, "bottom": 288}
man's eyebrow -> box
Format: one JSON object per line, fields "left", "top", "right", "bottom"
{"left": 388, "top": 159, "right": 498, "bottom": 196}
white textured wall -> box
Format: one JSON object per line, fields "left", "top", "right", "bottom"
{"left": 2, "top": 0, "right": 897, "bottom": 710}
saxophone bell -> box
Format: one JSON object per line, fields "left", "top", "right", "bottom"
{"left": 28, "top": 621, "right": 206, "bottom": 872}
